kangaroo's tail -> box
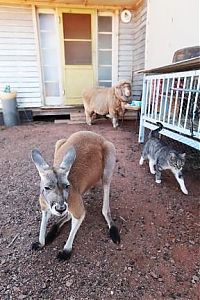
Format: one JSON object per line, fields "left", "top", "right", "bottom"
{"left": 148, "top": 122, "right": 163, "bottom": 139}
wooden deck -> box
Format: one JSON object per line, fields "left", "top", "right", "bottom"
{"left": 31, "top": 105, "right": 85, "bottom": 123}
{"left": 0, "top": 104, "right": 140, "bottom": 125}
{"left": 31, "top": 105, "right": 139, "bottom": 124}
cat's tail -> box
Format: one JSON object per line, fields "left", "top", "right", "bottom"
{"left": 148, "top": 122, "right": 163, "bottom": 139}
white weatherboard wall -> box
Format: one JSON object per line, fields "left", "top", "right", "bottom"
{"left": 145, "top": 0, "right": 200, "bottom": 69}
{"left": 0, "top": 5, "right": 42, "bottom": 108}
{"left": 118, "top": 11, "right": 135, "bottom": 82}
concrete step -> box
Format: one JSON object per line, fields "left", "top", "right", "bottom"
{"left": 54, "top": 119, "right": 85, "bottom": 124}
{"left": 70, "top": 112, "right": 86, "bottom": 121}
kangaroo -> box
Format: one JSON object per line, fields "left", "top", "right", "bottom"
{"left": 31, "top": 131, "right": 120, "bottom": 261}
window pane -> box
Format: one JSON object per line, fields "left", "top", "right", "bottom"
{"left": 64, "top": 41, "right": 91, "bottom": 65}
{"left": 45, "top": 82, "right": 59, "bottom": 97}
{"left": 41, "top": 49, "right": 58, "bottom": 66}
{"left": 63, "top": 13, "right": 91, "bottom": 39}
{"left": 98, "top": 34, "right": 112, "bottom": 49}
{"left": 98, "top": 16, "right": 112, "bottom": 32}
{"left": 43, "top": 66, "right": 59, "bottom": 81}
{"left": 39, "top": 14, "right": 55, "bottom": 31}
{"left": 98, "top": 51, "right": 112, "bottom": 65}
{"left": 40, "top": 32, "right": 56, "bottom": 49}
{"left": 98, "top": 66, "right": 112, "bottom": 80}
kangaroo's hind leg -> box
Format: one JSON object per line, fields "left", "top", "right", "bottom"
{"left": 102, "top": 141, "right": 120, "bottom": 244}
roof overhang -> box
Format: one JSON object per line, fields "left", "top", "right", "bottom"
{"left": 0, "top": 0, "right": 140, "bottom": 9}
{"left": 136, "top": 57, "right": 200, "bottom": 74}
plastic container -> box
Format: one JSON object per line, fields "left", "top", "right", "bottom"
{"left": 130, "top": 100, "right": 141, "bottom": 107}
{"left": 0, "top": 91, "right": 20, "bottom": 127}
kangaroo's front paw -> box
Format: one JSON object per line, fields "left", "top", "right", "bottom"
{"left": 57, "top": 249, "right": 72, "bottom": 261}
{"left": 31, "top": 241, "right": 43, "bottom": 251}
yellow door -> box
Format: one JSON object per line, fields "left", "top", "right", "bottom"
{"left": 60, "top": 10, "right": 96, "bottom": 105}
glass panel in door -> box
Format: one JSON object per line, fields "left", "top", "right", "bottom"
{"left": 62, "top": 12, "right": 94, "bottom": 105}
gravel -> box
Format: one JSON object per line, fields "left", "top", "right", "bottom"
{"left": 0, "top": 120, "right": 199, "bottom": 300}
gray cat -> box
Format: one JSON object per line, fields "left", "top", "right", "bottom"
{"left": 139, "top": 122, "right": 188, "bottom": 194}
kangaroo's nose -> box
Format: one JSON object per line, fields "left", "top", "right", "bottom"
{"left": 55, "top": 203, "right": 67, "bottom": 213}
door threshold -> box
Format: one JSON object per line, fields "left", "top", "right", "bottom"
{"left": 40, "top": 104, "right": 84, "bottom": 110}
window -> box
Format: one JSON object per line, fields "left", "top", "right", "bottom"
{"left": 63, "top": 13, "right": 92, "bottom": 65}
{"left": 38, "top": 13, "right": 60, "bottom": 98}
{"left": 98, "top": 16, "right": 112, "bottom": 87}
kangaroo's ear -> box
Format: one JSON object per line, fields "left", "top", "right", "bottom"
{"left": 60, "top": 146, "right": 76, "bottom": 173}
{"left": 114, "top": 86, "right": 122, "bottom": 99}
{"left": 31, "top": 149, "right": 50, "bottom": 173}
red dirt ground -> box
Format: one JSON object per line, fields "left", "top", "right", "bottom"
{"left": 0, "top": 120, "right": 199, "bottom": 300}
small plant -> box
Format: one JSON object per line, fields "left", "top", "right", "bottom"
{"left": 0, "top": 85, "right": 17, "bottom": 101}
{"left": 3, "top": 85, "right": 11, "bottom": 93}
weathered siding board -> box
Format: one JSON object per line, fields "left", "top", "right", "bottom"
{"left": 118, "top": 1, "right": 147, "bottom": 99}
{"left": 0, "top": 5, "right": 42, "bottom": 109}
{"left": 132, "top": 0, "right": 147, "bottom": 99}
{"left": 118, "top": 12, "right": 135, "bottom": 82}
{"left": 0, "top": 43, "right": 35, "bottom": 49}
{"left": 0, "top": 38, "right": 35, "bottom": 44}
{"left": 0, "top": 77, "right": 40, "bottom": 83}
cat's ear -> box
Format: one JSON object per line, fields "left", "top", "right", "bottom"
{"left": 180, "top": 153, "right": 186, "bottom": 159}
{"left": 169, "top": 152, "right": 176, "bottom": 160}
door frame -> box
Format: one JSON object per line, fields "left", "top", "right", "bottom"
{"left": 37, "top": 8, "right": 64, "bottom": 106}
{"left": 36, "top": 8, "right": 119, "bottom": 106}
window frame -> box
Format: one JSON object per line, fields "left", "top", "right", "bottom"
{"left": 37, "top": 9, "right": 63, "bottom": 105}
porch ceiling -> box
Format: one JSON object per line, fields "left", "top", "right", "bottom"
{"left": 1, "top": 0, "right": 139, "bottom": 9}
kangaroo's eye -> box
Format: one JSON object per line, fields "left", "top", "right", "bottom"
{"left": 44, "top": 186, "right": 52, "bottom": 191}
